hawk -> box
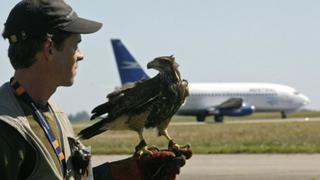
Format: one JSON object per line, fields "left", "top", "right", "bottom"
{"left": 77, "top": 56, "right": 189, "bottom": 155}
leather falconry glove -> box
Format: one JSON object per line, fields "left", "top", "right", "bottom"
{"left": 95, "top": 146, "right": 192, "bottom": 180}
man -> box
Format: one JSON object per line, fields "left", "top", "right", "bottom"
{"left": 0, "top": 0, "right": 191, "bottom": 179}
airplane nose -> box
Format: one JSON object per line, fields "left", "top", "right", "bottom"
{"left": 301, "top": 95, "right": 310, "bottom": 105}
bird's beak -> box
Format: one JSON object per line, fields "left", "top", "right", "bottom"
{"left": 147, "top": 58, "right": 161, "bottom": 70}
{"left": 147, "top": 61, "right": 153, "bottom": 69}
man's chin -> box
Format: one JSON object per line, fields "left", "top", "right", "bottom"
{"left": 60, "top": 79, "right": 75, "bottom": 87}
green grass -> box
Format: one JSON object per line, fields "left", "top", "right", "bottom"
{"left": 74, "top": 116, "right": 320, "bottom": 154}
{"left": 72, "top": 111, "right": 320, "bottom": 124}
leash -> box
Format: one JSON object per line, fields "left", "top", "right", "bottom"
{"left": 10, "top": 78, "right": 67, "bottom": 176}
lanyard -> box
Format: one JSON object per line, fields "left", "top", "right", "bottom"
{"left": 10, "top": 78, "right": 66, "bottom": 176}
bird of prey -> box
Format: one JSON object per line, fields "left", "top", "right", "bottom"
{"left": 77, "top": 56, "right": 189, "bottom": 155}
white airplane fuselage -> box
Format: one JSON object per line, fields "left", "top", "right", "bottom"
{"left": 179, "top": 82, "right": 310, "bottom": 115}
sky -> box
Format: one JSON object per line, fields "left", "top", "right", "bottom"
{"left": 1, "top": 0, "right": 320, "bottom": 115}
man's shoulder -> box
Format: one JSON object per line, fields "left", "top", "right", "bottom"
{"left": 0, "top": 82, "right": 14, "bottom": 103}
{"left": 0, "top": 82, "right": 28, "bottom": 133}
{"left": 0, "top": 82, "right": 24, "bottom": 116}
{"left": 0, "top": 82, "right": 11, "bottom": 98}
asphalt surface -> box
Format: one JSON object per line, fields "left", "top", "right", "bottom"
{"left": 92, "top": 154, "right": 320, "bottom": 180}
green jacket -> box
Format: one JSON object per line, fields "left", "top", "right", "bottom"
{"left": 0, "top": 82, "right": 92, "bottom": 180}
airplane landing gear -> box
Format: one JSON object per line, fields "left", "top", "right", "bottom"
{"left": 214, "top": 115, "right": 224, "bottom": 123}
{"left": 196, "top": 114, "right": 206, "bottom": 122}
{"left": 281, "top": 111, "right": 287, "bottom": 119}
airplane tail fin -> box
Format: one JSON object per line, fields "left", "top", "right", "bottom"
{"left": 111, "top": 39, "right": 150, "bottom": 85}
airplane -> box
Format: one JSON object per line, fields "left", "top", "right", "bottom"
{"left": 110, "top": 39, "right": 311, "bottom": 122}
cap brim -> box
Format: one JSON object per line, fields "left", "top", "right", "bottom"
{"left": 61, "top": 17, "right": 102, "bottom": 34}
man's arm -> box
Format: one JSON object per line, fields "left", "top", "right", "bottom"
{"left": 0, "top": 121, "right": 36, "bottom": 180}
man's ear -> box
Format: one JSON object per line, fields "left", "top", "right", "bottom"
{"left": 43, "top": 39, "right": 53, "bottom": 57}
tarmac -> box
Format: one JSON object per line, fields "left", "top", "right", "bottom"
{"left": 92, "top": 154, "right": 320, "bottom": 180}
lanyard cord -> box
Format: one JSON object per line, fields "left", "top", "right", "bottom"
{"left": 10, "top": 78, "right": 66, "bottom": 176}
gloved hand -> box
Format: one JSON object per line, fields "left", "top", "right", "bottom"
{"left": 105, "top": 146, "right": 192, "bottom": 180}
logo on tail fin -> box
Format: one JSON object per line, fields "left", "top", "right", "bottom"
{"left": 120, "top": 61, "right": 142, "bottom": 69}
{"left": 111, "top": 39, "right": 150, "bottom": 85}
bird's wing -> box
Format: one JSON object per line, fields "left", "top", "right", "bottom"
{"left": 91, "top": 76, "right": 161, "bottom": 119}
{"left": 77, "top": 117, "right": 110, "bottom": 139}
{"left": 90, "top": 102, "right": 110, "bottom": 120}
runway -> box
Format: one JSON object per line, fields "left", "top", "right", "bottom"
{"left": 92, "top": 154, "right": 320, "bottom": 180}
{"left": 170, "top": 117, "right": 320, "bottom": 126}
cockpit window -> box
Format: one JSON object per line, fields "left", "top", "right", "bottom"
{"left": 293, "top": 91, "right": 300, "bottom": 95}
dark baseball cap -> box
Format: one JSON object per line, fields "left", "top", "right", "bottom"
{"left": 2, "top": 0, "right": 102, "bottom": 43}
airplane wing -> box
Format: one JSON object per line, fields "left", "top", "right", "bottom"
{"left": 214, "top": 98, "right": 243, "bottom": 109}
{"left": 205, "top": 98, "right": 243, "bottom": 115}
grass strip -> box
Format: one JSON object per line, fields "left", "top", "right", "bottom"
{"left": 74, "top": 119, "right": 320, "bottom": 154}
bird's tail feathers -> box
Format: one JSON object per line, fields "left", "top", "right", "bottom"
{"left": 77, "top": 119, "right": 109, "bottom": 140}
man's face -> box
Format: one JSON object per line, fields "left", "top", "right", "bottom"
{"left": 51, "top": 33, "right": 83, "bottom": 87}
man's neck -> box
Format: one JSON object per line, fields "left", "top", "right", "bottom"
{"left": 14, "top": 70, "right": 57, "bottom": 106}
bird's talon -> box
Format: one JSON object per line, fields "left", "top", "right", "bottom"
{"left": 148, "top": 145, "right": 159, "bottom": 151}
{"left": 168, "top": 141, "right": 179, "bottom": 150}
{"left": 168, "top": 140, "right": 191, "bottom": 150}
{"left": 134, "top": 146, "right": 154, "bottom": 157}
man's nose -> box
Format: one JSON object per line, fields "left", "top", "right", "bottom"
{"left": 77, "top": 49, "right": 84, "bottom": 61}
